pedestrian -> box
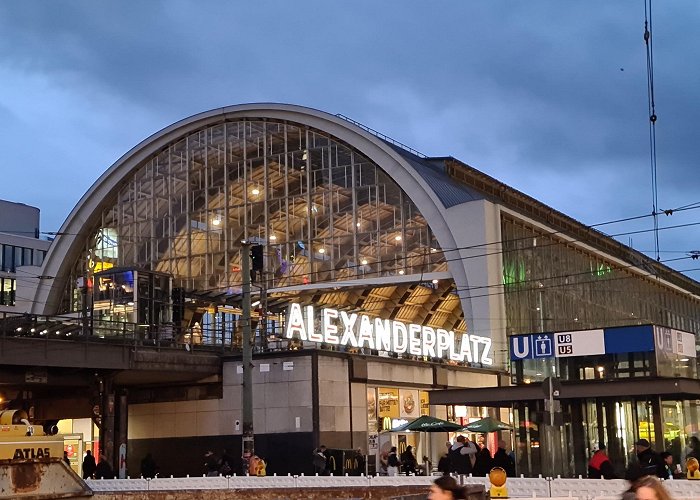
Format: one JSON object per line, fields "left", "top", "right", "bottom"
{"left": 448, "top": 435, "right": 477, "bottom": 475}
{"left": 353, "top": 448, "right": 366, "bottom": 476}
{"left": 437, "top": 442, "right": 452, "bottom": 475}
{"left": 204, "top": 450, "right": 218, "bottom": 476}
{"left": 218, "top": 448, "right": 233, "bottom": 476}
{"left": 63, "top": 451, "right": 71, "bottom": 467}
{"left": 626, "top": 439, "right": 665, "bottom": 480}
{"left": 400, "top": 445, "right": 417, "bottom": 475}
{"left": 492, "top": 440, "right": 515, "bottom": 477}
{"left": 140, "top": 452, "right": 157, "bottom": 478}
{"left": 313, "top": 445, "right": 328, "bottom": 475}
{"left": 659, "top": 451, "right": 677, "bottom": 480}
{"left": 428, "top": 475, "right": 468, "bottom": 499}
{"left": 473, "top": 442, "right": 493, "bottom": 477}
{"left": 588, "top": 443, "right": 617, "bottom": 479}
{"left": 82, "top": 450, "right": 96, "bottom": 479}
{"left": 94, "top": 454, "right": 114, "bottom": 479}
{"left": 622, "top": 475, "right": 673, "bottom": 500}
{"left": 387, "top": 446, "right": 401, "bottom": 476}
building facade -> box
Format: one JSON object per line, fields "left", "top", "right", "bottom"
{"left": 3, "top": 103, "right": 699, "bottom": 477}
{"left": 0, "top": 200, "right": 50, "bottom": 313}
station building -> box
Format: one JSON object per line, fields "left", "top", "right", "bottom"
{"left": 4, "top": 103, "right": 699, "bottom": 477}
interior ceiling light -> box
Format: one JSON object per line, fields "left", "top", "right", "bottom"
{"left": 318, "top": 248, "right": 326, "bottom": 254}
{"left": 251, "top": 188, "right": 260, "bottom": 196}
{"left": 361, "top": 259, "right": 368, "bottom": 265}
{"left": 432, "top": 279, "right": 439, "bottom": 284}
{"left": 356, "top": 222, "right": 361, "bottom": 228}
{"left": 269, "top": 234, "right": 277, "bottom": 241}
{"left": 398, "top": 270, "right": 405, "bottom": 275}
{"left": 394, "top": 235, "right": 402, "bottom": 241}
{"left": 212, "top": 216, "right": 222, "bottom": 226}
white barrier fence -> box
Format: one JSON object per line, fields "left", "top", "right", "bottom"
{"left": 86, "top": 474, "right": 700, "bottom": 499}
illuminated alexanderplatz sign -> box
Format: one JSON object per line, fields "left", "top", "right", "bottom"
{"left": 285, "top": 303, "right": 493, "bottom": 366}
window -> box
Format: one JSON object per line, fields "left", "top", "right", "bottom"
{"left": 0, "top": 278, "right": 15, "bottom": 306}
{"left": 2, "top": 245, "right": 13, "bottom": 272}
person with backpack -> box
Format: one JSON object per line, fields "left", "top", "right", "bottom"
{"left": 448, "top": 436, "right": 477, "bottom": 475}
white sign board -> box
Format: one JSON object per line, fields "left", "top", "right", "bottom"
{"left": 554, "top": 329, "right": 605, "bottom": 357}
{"left": 655, "top": 326, "right": 697, "bottom": 358}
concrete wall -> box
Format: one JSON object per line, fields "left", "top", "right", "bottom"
{"left": 444, "top": 199, "right": 508, "bottom": 369}
{"left": 126, "top": 352, "right": 501, "bottom": 476}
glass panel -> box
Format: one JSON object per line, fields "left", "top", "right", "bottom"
{"left": 67, "top": 119, "right": 447, "bottom": 311}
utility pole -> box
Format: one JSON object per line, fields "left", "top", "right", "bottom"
{"left": 241, "top": 241, "right": 254, "bottom": 474}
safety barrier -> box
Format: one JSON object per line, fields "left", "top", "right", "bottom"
{"left": 86, "top": 474, "right": 700, "bottom": 499}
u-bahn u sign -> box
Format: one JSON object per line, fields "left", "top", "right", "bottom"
{"left": 284, "top": 303, "right": 493, "bottom": 366}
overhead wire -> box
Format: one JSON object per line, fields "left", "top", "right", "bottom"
{"left": 644, "top": 0, "right": 661, "bottom": 261}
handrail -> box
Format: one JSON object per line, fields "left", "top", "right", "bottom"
{"left": 335, "top": 114, "right": 428, "bottom": 159}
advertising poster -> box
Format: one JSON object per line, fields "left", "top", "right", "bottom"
{"left": 419, "top": 390, "right": 430, "bottom": 416}
{"left": 399, "top": 389, "right": 420, "bottom": 419}
{"left": 377, "top": 388, "right": 399, "bottom": 419}
{"left": 367, "top": 387, "right": 378, "bottom": 432}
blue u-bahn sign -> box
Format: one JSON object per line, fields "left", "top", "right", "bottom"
{"left": 510, "top": 325, "right": 660, "bottom": 361}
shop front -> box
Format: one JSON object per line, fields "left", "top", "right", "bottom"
{"left": 431, "top": 324, "right": 700, "bottom": 478}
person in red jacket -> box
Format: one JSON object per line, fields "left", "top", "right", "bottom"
{"left": 588, "top": 443, "right": 617, "bottom": 479}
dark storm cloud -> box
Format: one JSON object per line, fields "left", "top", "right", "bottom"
{"left": 0, "top": 1, "right": 698, "bottom": 277}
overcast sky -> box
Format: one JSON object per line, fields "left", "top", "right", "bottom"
{"left": 1, "top": 1, "right": 698, "bottom": 280}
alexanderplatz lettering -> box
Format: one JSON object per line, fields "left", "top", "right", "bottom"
{"left": 285, "top": 303, "right": 493, "bottom": 366}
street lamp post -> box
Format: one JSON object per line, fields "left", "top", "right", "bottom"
{"left": 241, "top": 242, "right": 254, "bottom": 474}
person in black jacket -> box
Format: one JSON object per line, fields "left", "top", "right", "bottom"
{"left": 140, "top": 452, "right": 157, "bottom": 478}
{"left": 626, "top": 439, "right": 665, "bottom": 480}
{"left": 492, "top": 440, "right": 516, "bottom": 477}
{"left": 400, "top": 445, "right": 417, "bottom": 475}
{"left": 94, "top": 454, "right": 114, "bottom": 479}
{"left": 473, "top": 442, "right": 493, "bottom": 477}
{"left": 437, "top": 442, "right": 452, "bottom": 475}
{"left": 82, "top": 450, "right": 96, "bottom": 479}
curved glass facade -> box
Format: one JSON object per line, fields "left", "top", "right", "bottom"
{"left": 62, "top": 120, "right": 450, "bottom": 319}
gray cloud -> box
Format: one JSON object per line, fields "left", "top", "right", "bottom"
{"left": 0, "top": 1, "right": 698, "bottom": 278}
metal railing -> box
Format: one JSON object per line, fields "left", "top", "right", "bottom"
{"left": 335, "top": 114, "right": 428, "bottom": 158}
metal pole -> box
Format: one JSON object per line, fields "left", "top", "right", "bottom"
{"left": 241, "top": 242, "right": 254, "bottom": 474}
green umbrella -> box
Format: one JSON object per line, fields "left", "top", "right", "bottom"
{"left": 392, "top": 415, "right": 464, "bottom": 433}
{"left": 462, "top": 416, "right": 512, "bottom": 433}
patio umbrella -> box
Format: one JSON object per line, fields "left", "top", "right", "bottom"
{"left": 392, "top": 416, "right": 463, "bottom": 473}
{"left": 393, "top": 415, "right": 464, "bottom": 433}
{"left": 462, "top": 416, "right": 512, "bottom": 433}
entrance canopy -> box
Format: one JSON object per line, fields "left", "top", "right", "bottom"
{"left": 430, "top": 378, "right": 700, "bottom": 407}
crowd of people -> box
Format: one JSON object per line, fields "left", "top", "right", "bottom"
{"left": 588, "top": 437, "right": 700, "bottom": 481}
{"left": 80, "top": 449, "right": 115, "bottom": 480}
{"left": 436, "top": 435, "right": 515, "bottom": 477}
